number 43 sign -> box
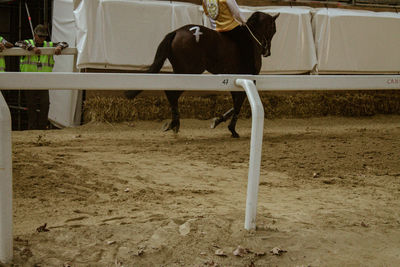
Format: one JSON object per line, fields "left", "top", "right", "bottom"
{"left": 221, "top": 79, "right": 257, "bottom": 86}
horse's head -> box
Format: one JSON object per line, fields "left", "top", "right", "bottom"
{"left": 247, "top": 12, "right": 279, "bottom": 57}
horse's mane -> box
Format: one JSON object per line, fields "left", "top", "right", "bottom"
{"left": 246, "top": 12, "right": 264, "bottom": 28}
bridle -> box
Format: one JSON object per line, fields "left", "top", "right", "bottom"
{"left": 244, "top": 24, "right": 268, "bottom": 52}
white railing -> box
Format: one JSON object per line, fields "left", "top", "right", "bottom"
{"left": 0, "top": 47, "right": 78, "bottom": 74}
{"left": 0, "top": 47, "right": 77, "bottom": 56}
{"left": 0, "top": 70, "right": 400, "bottom": 263}
{"left": 1, "top": 72, "right": 400, "bottom": 91}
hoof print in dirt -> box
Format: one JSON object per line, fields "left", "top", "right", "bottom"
{"left": 215, "top": 249, "right": 227, "bottom": 257}
{"left": 233, "top": 245, "right": 250, "bottom": 257}
{"left": 36, "top": 223, "right": 50, "bottom": 233}
{"left": 20, "top": 247, "right": 33, "bottom": 259}
{"left": 270, "top": 247, "right": 287, "bottom": 256}
{"left": 204, "top": 259, "right": 219, "bottom": 267}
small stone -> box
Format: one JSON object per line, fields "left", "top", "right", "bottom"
{"left": 179, "top": 222, "right": 191, "bottom": 236}
{"left": 313, "top": 172, "right": 320, "bottom": 178}
{"left": 215, "top": 249, "right": 227, "bottom": 256}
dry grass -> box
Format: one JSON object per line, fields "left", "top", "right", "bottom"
{"left": 83, "top": 91, "right": 400, "bottom": 123}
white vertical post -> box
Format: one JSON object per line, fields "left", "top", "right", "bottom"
{"left": 235, "top": 79, "right": 264, "bottom": 230}
{"left": 0, "top": 93, "right": 13, "bottom": 263}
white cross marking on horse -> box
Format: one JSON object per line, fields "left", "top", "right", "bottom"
{"left": 189, "top": 26, "right": 203, "bottom": 43}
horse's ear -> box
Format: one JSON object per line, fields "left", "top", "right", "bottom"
{"left": 272, "top": 13, "right": 280, "bottom": 21}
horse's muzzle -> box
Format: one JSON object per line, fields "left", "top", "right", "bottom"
{"left": 263, "top": 49, "right": 271, "bottom": 57}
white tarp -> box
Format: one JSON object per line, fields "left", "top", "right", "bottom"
{"left": 73, "top": 1, "right": 316, "bottom": 73}
{"left": 50, "top": 0, "right": 82, "bottom": 127}
{"left": 313, "top": 8, "right": 400, "bottom": 73}
{"left": 70, "top": 2, "right": 400, "bottom": 74}
{"left": 74, "top": 0, "right": 203, "bottom": 70}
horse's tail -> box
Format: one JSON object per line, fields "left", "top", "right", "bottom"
{"left": 147, "top": 31, "right": 176, "bottom": 73}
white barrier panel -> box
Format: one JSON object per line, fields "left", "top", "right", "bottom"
{"left": 313, "top": 9, "right": 400, "bottom": 74}
{"left": 73, "top": 1, "right": 316, "bottom": 73}
{"left": 0, "top": 93, "right": 12, "bottom": 264}
{"left": 74, "top": 0, "right": 202, "bottom": 70}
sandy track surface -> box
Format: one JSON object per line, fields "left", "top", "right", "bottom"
{"left": 7, "top": 116, "right": 400, "bottom": 266}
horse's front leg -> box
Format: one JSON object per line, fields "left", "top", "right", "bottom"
{"left": 163, "top": 90, "right": 184, "bottom": 133}
{"left": 228, "top": 91, "right": 246, "bottom": 138}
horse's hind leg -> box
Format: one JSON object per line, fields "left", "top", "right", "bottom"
{"left": 228, "top": 91, "right": 246, "bottom": 138}
{"left": 124, "top": 90, "right": 142, "bottom": 99}
{"left": 210, "top": 108, "right": 234, "bottom": 129}
{"left": 163, "top": 90, "right": 184, "bottom": 133}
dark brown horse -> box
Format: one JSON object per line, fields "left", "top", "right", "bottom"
{"left": 126, "top": 11, "right": 279, "bottom": 137}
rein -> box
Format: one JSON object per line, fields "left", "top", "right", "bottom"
{"left": 244, "top": 24, "right": 264, "bottom": 49}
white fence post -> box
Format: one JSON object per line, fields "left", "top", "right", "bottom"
{"left": 235, "top": 79, "right": 264, "bottom": 230}
{"left": 0, "top": 93, "right": 12, "bottom": 263}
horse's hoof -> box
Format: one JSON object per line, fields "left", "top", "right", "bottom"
{"left": 210, "top": 117, "right": 219, "bottom": 129}
{"left": 228, "top": 125, "right": 239, "bottom": 138}
{"left": 231, "top": 132, "right": 240, "bottom": 138}
{"left": 162, "top": 121, "right": 180, "bottom": 133}
{"left": 172, "top": 125, "right": 179, "bottom": 133}
{"left": 162, "top": 122, "right": 171, "bottom": 131}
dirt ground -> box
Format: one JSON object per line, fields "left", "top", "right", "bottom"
{"left": 6, "top": 116, "right": 400, "bottom": 266}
